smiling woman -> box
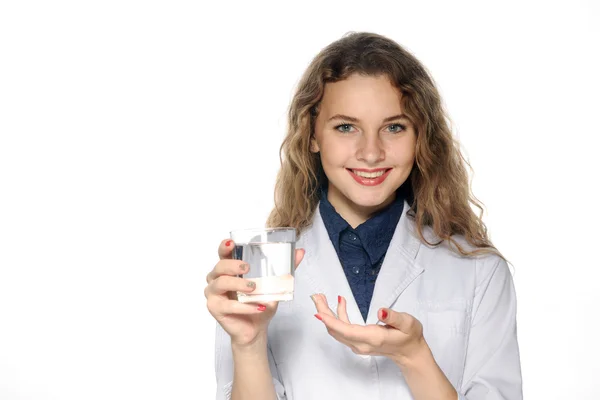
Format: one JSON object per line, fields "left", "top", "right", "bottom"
{"left": 309, "top": 74, "right": 417, "bottom": 227}
{"left": 205, "top": 31, "right": 522, "bottom": 400}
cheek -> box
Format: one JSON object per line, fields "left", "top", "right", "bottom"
{"left": 390, "top": 140, "right": 416, "bottom": 165}
{"left": 403, "top": 148, "right": 416, "bottom": 165}
{"left": 320, "top": 139, "right": 351, "bottom": 167}
{"left": 387, "top": 149, "right": 414, "bottom": 167}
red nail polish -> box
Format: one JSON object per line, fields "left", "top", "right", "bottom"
{"left": 257, "top": 304, "right": 266, "bottom": 311}
{"left": 225, "top": 240, "right": 232, "bottom": 247}
{"left": 314, "top": 314, "right": 323, "bottom": 321}
{"left": 338, "top": 295, "right": 341, "bottom": 304}
{"left": 381, "top": 309, "right": 388, "bottom": 320}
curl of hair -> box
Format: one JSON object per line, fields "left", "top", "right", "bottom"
{"left": 267, "top": 31, "right": 506, "bottom": 261}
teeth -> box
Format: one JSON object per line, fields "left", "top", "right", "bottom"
{"left": 353, "top": 170, "right": 386, "bottom": 178}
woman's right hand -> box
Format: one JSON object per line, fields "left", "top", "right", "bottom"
{"left": 205, "top": 239, "right": 305, "bottom": 347}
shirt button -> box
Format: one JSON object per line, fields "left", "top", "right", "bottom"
{"left": 352, "top": 266, "right": 361, "bottom": 274}
{"left": 348, "top": 233, "right": 357, "bottom": 241}
{"left": 370, "top": 269, "right": 378, "bottom": 276}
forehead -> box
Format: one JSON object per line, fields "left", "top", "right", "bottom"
{"left": 320, "top": 74, "right": 403, "bottom": 114}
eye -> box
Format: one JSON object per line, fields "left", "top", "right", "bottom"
{"left": 334, "top": 123, "right": 355, "bottom": 133}
{"left": 387, "top": 123, "right": 406, "bottom": 133}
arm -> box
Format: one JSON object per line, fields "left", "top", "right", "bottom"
{"left": 387, "top": 255, "right": 521, "bottom": 400}
{"left": 209, "top": 243, "right": 304, "bottom": 400}
{"left": 215, "top": 323, "right": 286, "bottom": 400}
{"left": 394, "top": 342, "right": 458, "bottom": 400}
{"left": 312, "top": 293, "right": 458, "bottom": 400}
{"left": 458, "top": 256, "right": 523, "bottom": 399}
{"left": 231, "top": 334, "right": 278, "bottom": 400}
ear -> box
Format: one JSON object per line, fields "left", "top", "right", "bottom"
{"left": 310, "top": 137, "right": 320, "bottom": 153}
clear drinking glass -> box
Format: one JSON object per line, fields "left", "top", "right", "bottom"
{"left": 230, "top": 227, "right": 296, "bottom": 303}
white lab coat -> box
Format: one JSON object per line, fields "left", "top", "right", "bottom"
{"left": 214, "top": 200, "right": 523, "bottom": 399}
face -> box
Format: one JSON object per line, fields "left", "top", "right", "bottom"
{"left": 311, "top": 73, "right": 416, "bottom": 224}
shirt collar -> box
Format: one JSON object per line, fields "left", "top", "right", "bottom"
{"left": 318, "top": 184, "right": 405, "bottom": 264}
{"left": 318, "top": 187, "right": 350, "bottom": 256}
{"left": 355, "top": 193, "right": 404, "bottom": 265}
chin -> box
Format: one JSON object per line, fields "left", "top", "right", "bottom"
{"left": 348, "top": 189, "right": 395, "bottom": 208}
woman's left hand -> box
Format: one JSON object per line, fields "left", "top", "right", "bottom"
{"left": 311, "top": 293, "right": 428, "bottom": 366}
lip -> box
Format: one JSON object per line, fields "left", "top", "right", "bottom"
{"left": 346, "top": 168, "right": 392, "bottom": 186}
{"left": 349, "top": 168, "right": 389, "bottom": 172}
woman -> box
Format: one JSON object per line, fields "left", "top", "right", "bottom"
{"left": 205, "top": 31, "right": 522, "bottom": 400}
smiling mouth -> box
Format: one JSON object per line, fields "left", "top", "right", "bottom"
{"left": 348, "top": 169, "right": 390, "bottom": 178}
{"left": 346, "top": 168, "right": 393, "bottom": 186}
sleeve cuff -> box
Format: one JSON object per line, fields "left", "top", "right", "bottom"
{"left": 222, "top": 378, "right": 286, "bottom": 400}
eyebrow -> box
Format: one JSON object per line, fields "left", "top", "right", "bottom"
{"left": 327, "top": 114, "right": 409, "bottom": 123}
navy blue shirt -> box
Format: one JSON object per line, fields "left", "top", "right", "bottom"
{"left": 319, "top": 186, "right": 405, "bottom": 322}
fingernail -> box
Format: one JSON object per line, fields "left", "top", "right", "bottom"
{"left": 246, "top": 281, "right": 256, "bottom": 289}
{"left": 310, "top": 294, "right": 318, "bottom": 304}
{"left": 257, "top": 304, "right": 266, "bottom": 311}
{"left": 314, "top": 314, "right": 322, "bottom": 321}
{"left": 225, "top": 240, "right": 233, "bottom": 247}
{"left": 240, "top": 263, "right": 249, "bottom": 272}
{"left": 381, "top": 309, "right": 388, "bottom": 320}
{"left": 337, "top": 295, "right": 341, "bottom": 304}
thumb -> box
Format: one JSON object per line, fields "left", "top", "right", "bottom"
{"left": 379, "top": 309, "right": 418, "bottom": 334}
{"left": 218, "top": 239, "right": 235, "bottom": 260}
{"left": 294, "top": 248, "right": 305, "bottom": 269}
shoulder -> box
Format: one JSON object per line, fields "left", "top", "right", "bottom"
{"left": 297, "top": 224, "right": 313, "bottom": 245}
{"left": 416, "top": 223, "right": 508, "bottom": 280}
{"left": 296, "top": 211, "right": 319, "bottom": 248}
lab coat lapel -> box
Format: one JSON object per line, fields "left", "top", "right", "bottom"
{"left": 365, "top": 200, "right": 424, "bottom": 325}
{"left": 299, "top": 205, "right": 366, "bottom": 326}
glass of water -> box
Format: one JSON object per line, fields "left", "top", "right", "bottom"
{"left": 230, "top": 227, "right": 296, "bottom": 303}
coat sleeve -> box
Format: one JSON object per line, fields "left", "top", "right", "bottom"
{"left": 214, "top": 322, "right": 287, "bottom": 400}
{"left": 458, "top": 256, "right": 523, "bottom": 399}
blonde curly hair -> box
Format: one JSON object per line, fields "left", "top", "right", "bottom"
{"left": 267, "top": 31, "right": 505, "bottom": 260}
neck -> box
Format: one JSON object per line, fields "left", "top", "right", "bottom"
{"left": 326, "top": 185, "right": 396, "bottom": 228}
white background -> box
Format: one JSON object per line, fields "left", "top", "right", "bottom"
{"left": 1, "top": 0, "right": 599, "bottom": 399}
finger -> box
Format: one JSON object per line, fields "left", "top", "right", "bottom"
{"left": 317, "top": 313, "right": 384, "bottom": 348}
{"left": 221, "top": 299, "right": 271, "bottom": 314}
{"left": 315, "top": 311, "right": 385, "bottom": 355}
{"left": 212, "top": 298, "right": 271, "bottom": 317}
{"left": 205, "top": 275, "right": 257, "bottom": 297}
{"left": 294, "top": 248, "right": 305, "bottom": 269}
{"left": 337, "top": 295, "right": 350, "bottom": 323}
{"left": 310, "top": 293, "right": 337, "bottom": 318}
{"left": 218, "top": 239, "right": 235, "bottom": 260}
{"left": 206, "top": 259, "right": 249, "bottom": 284}
{"left": 320, "top": 323, "right": 355, "bottom": 348}
{"left": 262, "top": 301, "right": 278, "bottom": 309}
{"left": 315, "top": 311, "right": 358, "bottom": 341}
{"left": 379, "top": 309, "right": 418, "bottom": 335}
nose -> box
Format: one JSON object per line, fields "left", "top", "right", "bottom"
{"left": 356, "top": 133, "right": 385, "bottom": 164}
